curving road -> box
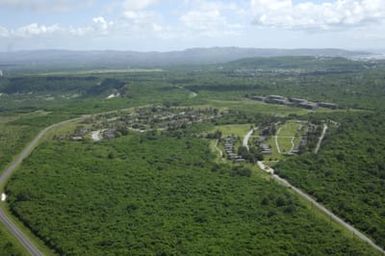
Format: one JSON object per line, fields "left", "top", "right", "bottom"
{"left": 0, "top": 117, "right": 84, "bottom": 256}
{"left": 242, "top": 128, "right": 255, "bottom": 150}
{"left": 244, "top": 129, "right": 385, "bottom": 255}
{"left": 274, "top": 127, "right": 282, "bottom": 154}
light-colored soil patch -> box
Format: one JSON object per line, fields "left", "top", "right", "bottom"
{"left": 91, "top": 130, "right": 103, "bottom": 142}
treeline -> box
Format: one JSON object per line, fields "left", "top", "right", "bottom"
{"left": 0, "top": 76, "right": 128, "bottom": 97}
{"left": 0, "top": 76, "right": 98, "bottom": 94}
{"left": 224, "top": 56, "right": 369, "bottom": 73}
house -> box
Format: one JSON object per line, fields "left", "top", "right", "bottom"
{"left": 71, "top": 136, "right": 83, "bottom": 141}
{"left": 318, "top": 102, "right": 338, "bottom": 109}
{"left": 298, "top": 102, "right": 318, "bottom": 110}
{"left": 288, "top": 97, "right": 307, "bottom": 104}
{"left": 269, "top": 99, "right": 289, "bottom": 105}
{"left": 103, "top": 129, "right": 117, "bottom": 139}
{"left": 250, "top": 96, "right": 266, "bottom": 101}
{"left": 260, "top": 144, "right": 272, "bottom": 154}
{"left": 266, "top": 95, "right": 286, "bottom": 100}
{"left": 257, "top": 136, "right": 267, "bottom": 143}
{"left": 265, "top": 95, "right": 289, "bottom": 105}
{"left": 291, "top": 146, "right": 300, "bottom": 154}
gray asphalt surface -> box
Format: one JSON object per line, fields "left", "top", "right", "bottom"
{"left": 0, "top": 209, "right": 43, "bottom": 256}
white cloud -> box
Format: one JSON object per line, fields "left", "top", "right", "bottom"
{"left": 0, "top": 16, "right": 115, "bottom": 38}
{"left": 14, "top": 23, "right": 61, "bottom": 37}
{"left": 181, "top": 9, "right": 222, "bottom": 31}
{"left": 123, "top": 0, "right": 159, "bottom": 11}
{"left": 92, "top": 17, "right": 114, "bottom": 35}
{"left": 119, "top": 0, "right": 165, "bottom": 33}
{"left": 251, "top": 0, "right": 385, "bottom": 30}
{"left": 0, "top": 0, "right": 94, "bottom": 12}
{"left": 179, "top": 1, "right": 244, "bottom": 36}
{"left": 0, "top": 25, "right": 9, "bottom": 37}
{"left": 67, "top": 16, "right": 116, "bottom": 36}
{"left": 121, "top": 10, "right": 165, "bottom": 33}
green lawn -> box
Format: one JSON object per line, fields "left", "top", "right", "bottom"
{"left": 265, "top": 135, "right": 282, "bottom": 162}
{"left": 277, "top": 121, "right": 304, "bottom": 154}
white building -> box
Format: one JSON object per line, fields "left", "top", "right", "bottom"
{"left": 0, "top": 70, "right": 3, "bottom": 77}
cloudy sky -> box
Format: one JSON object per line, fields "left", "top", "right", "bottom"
{"left": 0, "top": 0, "right": 385, "bottom": 51}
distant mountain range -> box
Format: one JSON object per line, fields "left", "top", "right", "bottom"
{"left": 0, "top": 47, "right": 374, "bottom": 71}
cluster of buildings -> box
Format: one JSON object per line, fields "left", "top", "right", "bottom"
{"left": 224, "top": 136, "right": 245, "bottom": 163}
{"left": 249, "top": 95, "right": 338, "bottom": 110}
{"left": 127, "top": 106, "right": 220, "bottom": 131}
{"left": 70, "top": 127, "right": 89, "bottom": 141}
{"left": 69, "top": 126, "right": 118, "bottom": 141}
{"left": 254, "top": 124, "right": 276, "bottom": 155}
{"left": 256, "top": 135, "right": 273, "bottom": 155}
{"left": 68, "top": 106, "right": 222, "bottom": 142}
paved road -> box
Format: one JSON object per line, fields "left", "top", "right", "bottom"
{"left": 245, "top": 129, "right": 385, "bottom": 255}
{"left": 0, "top": 209, "right": 43, "bottom": 256}
{"left": 274, "top": 127, "right": 282, "bottom": 154}
{"left": 314, "top": 123, "right": 328, "bottom": 154}
{"left": 0, "top": 117, "right": 83, "bottom": 256}
{"left": 242, "top": 128, "right": 255, "bottom": 150}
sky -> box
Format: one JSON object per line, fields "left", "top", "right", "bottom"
{"left": 0, "top": 0, "right": 385, "bottom": 51}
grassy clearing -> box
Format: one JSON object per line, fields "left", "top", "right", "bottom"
{"left": 278, "top": 121, "right": 302, "bottom": 136}
{"left": 265, "top": 135, "right": 283, "bottom": 163}
{"left": 278, "top": 137, "right": 294, "bottom": 154}
{"left": 277, "top": 121, "right": 303, "bottom": 154}
{"left": 208, "top": 140, "right": 225, "bottom": 163}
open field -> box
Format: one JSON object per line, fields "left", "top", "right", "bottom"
{"left": 276, "top": 121, "right": 304, "bottom": 154}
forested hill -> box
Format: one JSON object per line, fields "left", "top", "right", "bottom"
{"left": 0, "top": 48, "right": 372, "bottom": 72}
{"left": 223, "top": 56, "right": 370, "bottom": 73}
